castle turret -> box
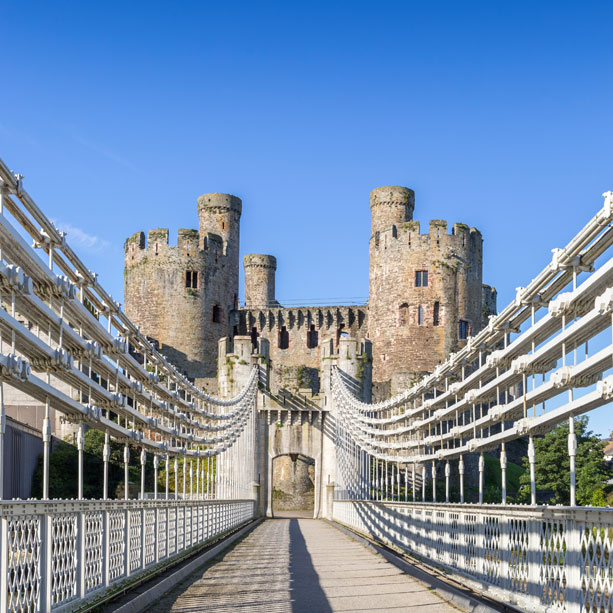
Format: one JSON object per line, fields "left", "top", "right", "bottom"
{"left": 244, "top": 254, "right": 278, "bottom": 308}
{"left": 197, "top": 193, "right": 242, "bottom": 309}
{"left": 124, "top": 227, "right": 208, "bottom": 382}
{"left": 370, "top": 186, "right": 415, "bottom": 236}
{"left": 368, "top": 186, "right": 491, "bottom": 398}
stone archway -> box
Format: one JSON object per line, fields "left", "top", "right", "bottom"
{"left": 271, "top": 453, "right": 315, "bottom": 517}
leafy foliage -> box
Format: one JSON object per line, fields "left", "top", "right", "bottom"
{"left": 516, "top": 417, "right": 612, "bottom": 506}
{"left": 31, "top": 429, "right": 155, "bottom": 499}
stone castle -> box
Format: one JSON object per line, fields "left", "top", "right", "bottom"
{"left": 124, "top": 186, "right": 497, "bottom": 402}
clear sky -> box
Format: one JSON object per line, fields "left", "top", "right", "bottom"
{"left": 2, "top": 1, "right": 612, "bottom": 434}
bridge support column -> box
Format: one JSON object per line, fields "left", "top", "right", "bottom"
{"left": 140, "top": 448, "right": 146, "bottom": 499}
{"left": 500, "top": 445, "right": 507, "bottom": 504}
{"left": 42, "top": 395, "right": 51, "bottom": 499}
{"left": 568, "top": 417, "right": 577, "bottom": 506}
{"left": 124, "top": 444, "right": 130, "bottom": 500}
{"left": 77, "top": 422, "right": 84, "bottom": 499}
{"left": 174, "top": 457, "right": 179, "bottom": 500}
{"left": 445, "top": 461, "right": 450, "bottom": 503}
{"left": 478, "top": 453, "right": 484, "bottom": 504}
{"left": 103, "top": 431, "right": 110, "bottom": 499}
{"left": 528, "top": 436, "right": 536, "bottom": 505}
{"left": 431, "top": 461, "right": 436, "bottom": 502}
{"left": 153, "top": 454, "right": 159, "bottom": 499}
{"left": 459, "top": 456, "right": 465, "bottom": 503}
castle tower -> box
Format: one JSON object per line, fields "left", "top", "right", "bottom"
{"left": 368, "top": 186, "right": 490, "bottom": 397}
{"left": 124, "top": 227, "right": 208, "bottom": 382}
{"left": 370, "top": 186, "right": 415, "bottom": 236}
{"left": 197, "top": 192, "right": 242, "bottom": 309}
{"left": 197, "top": 193, "right": 243, "bottom": 383}
{"left": 244, "top": 254, "right": 278, "bottom": 308}
{"left": 124, "top": 193, "right": 243, "bottom": 389}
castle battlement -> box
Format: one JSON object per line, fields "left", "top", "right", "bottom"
{"left": 374, "top": 219, "right": 482, "bottom": 245}
{"left": 124, "top": 228, "right": 204, "bottom": 253}
{"left": 237, "top": 305, "right": 367, "bottom": 333}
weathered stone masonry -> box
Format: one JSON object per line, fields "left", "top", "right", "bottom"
{"left": 124, "top": 185, "right": 495, "bottom": 401}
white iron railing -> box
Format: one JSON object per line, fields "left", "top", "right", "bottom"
{"left": 333, "top": 500, "right": 612, "bottom": 613}
{"left": 0, "top": 498, "right": 254, "bottom": 612}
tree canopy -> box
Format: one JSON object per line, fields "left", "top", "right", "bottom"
{"left": 516, "top": 416, "right": 612, "bottom": 506}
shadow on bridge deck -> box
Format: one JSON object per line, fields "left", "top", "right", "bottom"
{"left": 145, "top": 519, "right": 458, "bottom": 612}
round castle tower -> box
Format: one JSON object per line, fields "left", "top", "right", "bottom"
{"left": 124, "top": 192, "right": 242, "bottom": 388}
{"left": 124, "top": 227, "right": 208, "bottom": 381}
{"left": 243, "top": 254, "right": 278, "bottom": 308}
{"left": 368, "top": 186, "right": 485, "bottom": 395}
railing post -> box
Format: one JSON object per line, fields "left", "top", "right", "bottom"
{"left": 125, "top": 504, "right": 131, "bottom": 579}
{"left": 499, "top": 513, "right": 510, "bottom": 592}
{"left": 40, "top": 513, "right": 53, "bottom": 612}
{"left": 77, "top": 507, "right": 86, "bottom": 599}
{"left": 103, "top": 507, "right": 110, "bottom": 588}
{"left": 566, "top": 515, "right": 582, "bottom": 613}
{"left": 527, "top": 516, "right": 541, "bottom": 607}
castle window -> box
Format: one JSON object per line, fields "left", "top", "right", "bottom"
{"left": 459, "top": 319, "right": 470, "bottom": 339}
{"left": 278, "top": 326, "right": 289, "bottom": 350}
{"left": 415, "top": 270, "right": 428, "bottom": 287}
{"left": 307, "top": 324, "right": 318, "bottom": 349}
{"left": 398, "top": 303, "right": 408, "bottom": 326}
{"left": 336, "top": 324, "right": 347, "bottom": 349}
{"left": 251, "top": 327, "right": 259, "bottom": 351}
{"left": 185, "top": 270, "right": 198, "bottom": 289}
{"left": 417, "top": 306, "right": 424, "bottom": 326}
{"left": 154, "top": 242, "right": 159, "bottom": 256}
{"left": 212, "top": 305, "right": 222, "bottom": 324}
{"left": 433, "top": 301, "right": 440, "bottom": 326}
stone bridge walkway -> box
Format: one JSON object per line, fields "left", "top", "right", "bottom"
{"left": 146, "top": 519, "right": 459, "bottom": 612}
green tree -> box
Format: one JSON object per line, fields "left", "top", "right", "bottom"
{"left": 517, "top": 417, "right": 611, "bottom": 506}
{"left": 31, "top": 429, "right": 156, "bottom": 499}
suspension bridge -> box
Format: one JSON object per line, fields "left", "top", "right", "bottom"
{"left": 0, "top": 156, "right": 611, "bottom": 612}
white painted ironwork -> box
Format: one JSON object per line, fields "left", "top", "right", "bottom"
{"left": 0, "top": 499, "right": 254, "bottom": 611}
{"left": 333, "top": 501, "right": 613, "bottom": 613}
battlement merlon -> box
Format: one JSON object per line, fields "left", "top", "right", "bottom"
{"left": 124, "top": 228, "right": 206, "bottom": 256}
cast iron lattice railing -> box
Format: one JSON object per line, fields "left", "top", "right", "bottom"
{"left": 333, "top": 501, "right": 612, "bottom": 613}
{"left": 1, "top": 499, "right": 254, "bottom": 611}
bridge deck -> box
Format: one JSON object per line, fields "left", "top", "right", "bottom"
{"left": 147, "top": 518, "right": 458, "bottom": 612}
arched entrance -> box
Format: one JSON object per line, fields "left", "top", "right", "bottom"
{"left": 271, "top": 453, "right": 315, "bottom": 518}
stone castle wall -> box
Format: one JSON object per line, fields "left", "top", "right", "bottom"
{"left": 368, "top": 186, "right": 491, "bottom": 390}
{"left": 234, "top": 305, "right": 367, "bottom": 396}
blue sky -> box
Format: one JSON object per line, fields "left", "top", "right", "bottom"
{"left": 2, "top": 1, "right": 612, "bottom": 434}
